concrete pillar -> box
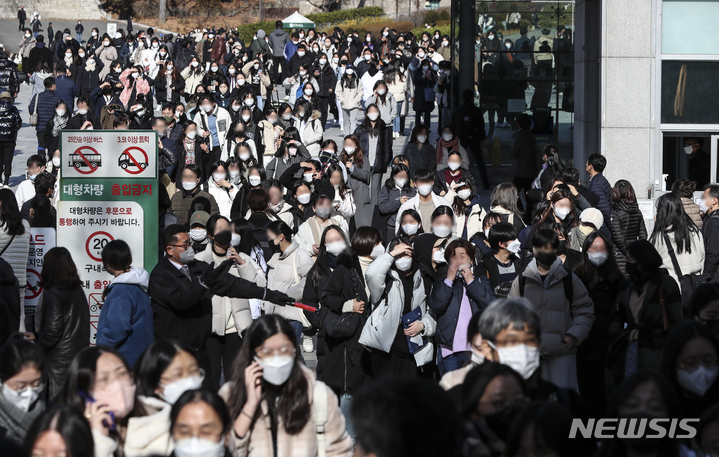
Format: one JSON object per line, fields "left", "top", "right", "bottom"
{"left": 599, "top": 0, "right": 658, "bottom": 190}
{"left": 457, "top": 0, "right": 476, "bottom": 101}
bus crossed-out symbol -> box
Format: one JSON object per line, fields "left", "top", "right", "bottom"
{"left": 71, "top": 146, "right": 100, "bottom": 174}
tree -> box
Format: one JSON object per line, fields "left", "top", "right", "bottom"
{"left": 159, "top": 0, "right": 167, "bottom": 23}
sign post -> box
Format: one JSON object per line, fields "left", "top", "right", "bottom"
{"left": 25, "top": 227, "right": 56, "bottom": 331}
{"left": 58, "top": 130, "right": 158, "bottom": 344}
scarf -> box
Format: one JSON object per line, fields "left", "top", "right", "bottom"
{"left": 183, "top": 139, "right": 196, "bottom": 164}
{"left": 436, "top": 136, "right": 459, "bottom": 167}
{"left": 51, "top": 115, "right": 68, "bottom": 137}
{"left": 269, "top": 200, "right": 285, "bottom": 213}
{"left": 85, "top": 58, "right": 96, "bottom": 72}
{"left": 64, "top": 55, "right": 73, "bottom": 67}
{"left": 0, "top": 391, "right": 45, "bottom": 444}
{"left": 444, "top": 168, "right": 463, "bottom": 185}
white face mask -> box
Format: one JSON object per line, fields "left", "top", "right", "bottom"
{"left": 507, "top": 239, "right": 522, "bottom": 255}
{"left": 213, "top": 173, "right": 226, "bottom": 182}
{"left": 182, "top": 181, "right": 197, "bottom": 191}
{"left": 56, "top": 109, "right": 66, "bottom": 117}
{"left": 288, "top": 147, "right": 298, "bottom": 156}
{"left": 332, "top": 58, "right": 339, "bottom": 64}
{"left": 416, "top": 134, "right": 427, "bottom": 143}
{"left": 245, "top": 98, "right": 255, "bottom": 107}
{"left": 417, "top": 184, "right": 433, "bottom": 196}
{"left": 297, "top": 193, "right": 311, "bottom": 205}
{"left": 418, "top": 53, "right": 426, "bottom": 59}
{"left": 490, "top": 342, "right": 540, "bottom": 379}
{"left": 344, "top": 146, "right": 355, "bottom": 155}
{"left": 52, "top": 157, "right": 61, "bottom": 167}
{"left": 160, "top": 375, "right": 203, "bottom": 404}
{"left": 228, "top": 68, "right": 236, "bottom": 74}
{"left": 319, "top": 59, "right": 327, "bottom": 66}
{"left": 297, "top": 51, "right": 306, "bottom": 57}
{"left": 395, "top": 178, "right": 407, "bottom": 188}
{"left": 202, "top": 104, "right": 213, "bottom": 113}
{"left": 241, "top": 114, "right": 251, "bottom": 123}
{"left": 587, "top": 251, "right": 608, "bottom": 267}
{"left": 457, "top": 189, "right": 472, "bottom": 200}
{"left": 442, "top": 133, "right": 454, "bottom": 142}
{"left": 554, "top": 206, "right": 571, "bottom": 220}
{"left": 249, "top": 176, "right": 262, "bottom": 187}
{"left": 677, "top": 365, "right": 719, "bottom": 397}
{"left": 433, "top": 249, "right": 447, "bottom": 264}
{"left": 363, "top": 54, "right": 371, "bottom": 61}
{"left": 432, "top": 225, "right": 451, "bottom": 238}
{"left": 186, "top": 131, "right": 197, "bottom": 140}
{"left": 282, "top": 113, "right": 292, "bottom": 121}
{"left": 304, "top": 89, "right": 314, "bottom": 96}
{"left": 346, "top": 68, "right": 354, "bottom": 75}
{"left": 191, "top": 61, "right": 199, "bottom": 67}
{"left": 402, "top": 223, "right": 419, "bottom": 236}
{"left": 447, "top": 161, "right": 461, "bottom": 171}
{"left": 257, "top": 356, "right": 294, "bottom": 385}
{"left": 394, "top": 256, "right": 413, "bottom": 272}
{"left": 2, "top": 383, "right": 43, "bottom": 412}
{"left": 231, "top": 233, "right": 242, "bottom": 246}
{"left": 484, "top": 228, "right": 491, "bottom": 239}
{"left": 173, "top": 437, "right": 225, "bottom": 457}
{"left": 303, "top": 173, "right": 314, "bottom": 183}
{"left": 77, "top": 108, "right": 88, "bottom": 115}
{"left": 189, "top": 228, "right": 207, "bottom": 241}
{"left": 370, "top": 244, "right": 385, "bottom": 259}
{"left": 367, "top": 112, "right": 379, "bottom": 121}
{"left": 684, "top": 145, "right": 695, "bottom": 155}
{"left": 229, "top": 170, "right": 240, "bottom": 179}
{"left": 471, "top": 349, "right": 485, "bottom": 366}
{"left": 325, "top": 240, "right": 347, "bottom": 256}
{"left": 377, "top": 89, "right": 387, "bottom": 96}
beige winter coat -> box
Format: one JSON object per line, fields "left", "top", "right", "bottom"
{"left": 92, "top": 396, "right": 172, "bottom": 457}
{"left": 682, "top": 197, "right": 703, "bottom": 229}
{"left": 264, "top": 241, "right": 314, "bottom": 327}
{"left": 197, "top": 247, "right": 265, "bottom": 335}
{"left": 223, "top": 365, "right": 353, "bottom": 457}
{"left": 651, "top": 229, "right": 705, "bottom": 287}
{"left": 335, "top": 77, "right": 363, "bottom": 110}
{"left": 257, "top": 120, "right": 284, "bottom": 167}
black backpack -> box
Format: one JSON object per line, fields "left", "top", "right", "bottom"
{"left": 252, "top": 226, "right": 273, "bottom": 262}
{"left": 518, "top": 264, "right": 574, "bottom": 305}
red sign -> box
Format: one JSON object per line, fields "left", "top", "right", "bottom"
{"left": 70, "top": 146, "right": 102, "bottom": 174}
{"left": 119, "top": 146, "right": 149, "bottom": 174}
{"left": 89, "top": 293, "right": 103, "bottom": 316}
{"left": 85, "top": 231, "right": 114, "bottom": 262}
{"left": 25, "top": 269, "right": 42, "bottom": 300}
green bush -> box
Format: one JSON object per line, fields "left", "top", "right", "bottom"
{"left": 306, "top": 7, "right": 384, "bottom": 26}
{"left": 439, "top": 9, "right": 450, "bottom": 20}
{"left": 424, "top": 10, "right": 440, "bottom": 23}
{"left": 236, "top": 21, "right": 277, "bottom": 44}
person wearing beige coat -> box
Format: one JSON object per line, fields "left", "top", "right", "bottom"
{"left": 221, "top": 365, "right": 353, "bottom": 457}
{"left": 264, "top": 236, "right": 314, "bottom": 331}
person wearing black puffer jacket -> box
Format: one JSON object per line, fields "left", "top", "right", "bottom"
{"left": 0, "top": 91, "right": 21, "bottom": 187}
{"left": 321, "top": 227, "right": 379, "bottom": 437}
{"left": 0, "top": 51, "right": 20, "bottom": 98}
{"left": 609, "top": 180, "right": 647, "bottom": 274}
{"left": 312, "top": 56, "right": 337, "bottom": 129}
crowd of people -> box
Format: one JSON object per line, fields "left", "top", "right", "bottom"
{"left": 0, "top": 16, "right": 719, "bottom": 457}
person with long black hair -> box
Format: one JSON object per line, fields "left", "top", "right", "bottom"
{"left": 0, "top": 340, "right": 46, "bottom": 445}
{"left": 170, "top": 389, "right": 231, "bottom": 457}
{"left": 609, "top": 179, "right": 647, "bottom": 274}
{"left": 23, "top": 405, "right": 94, "bottom": 457}
{"left": 354, "top": 103, "right": 393, "bottom": 219}
{"left": 223, "top": 315, "right": 352, "bottom": 457}
{"left": 378, "top": 163, "right": 416, "bottom": 243}
{"left": 606, "top": 240, "right": 684, "bottom": 393}
{"left": 650, "top": 192, "right": 705, "bottom": 292}
{"left": 365, "top": 237, "right": 437, "bottom": 379}
{"left": 321, "top": 227, "right": 381, "bottom": 435}
{"left": 572, "top": 230, "right": 624, "bottom": 417}
{"left": 0, "top": 188, "right": 28, "bottom": 333}
{"left": 659, "top": 320, "right": 719, "bottom": 419}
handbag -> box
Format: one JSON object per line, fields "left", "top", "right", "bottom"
{"left": 662, "top": 233, "right": 703, "bottom": 315}
{"left": 29, "top": 93, "right": 39, "bottom": 126}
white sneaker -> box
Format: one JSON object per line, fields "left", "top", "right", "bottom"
{"left": 302, "top": 335, "right": 314, "bottom": 353}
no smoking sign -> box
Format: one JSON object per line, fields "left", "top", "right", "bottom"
{"left": 85, "top": 231, "right": 114, "bottom": 262}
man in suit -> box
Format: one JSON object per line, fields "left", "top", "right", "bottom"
{"left": 18, "top": 7, "right": 26, "bottom": 32}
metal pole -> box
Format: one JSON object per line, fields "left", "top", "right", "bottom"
{"left": 457, "top": 0, "right": 475, "bottom": 101}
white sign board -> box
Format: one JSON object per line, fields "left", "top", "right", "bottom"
{"left": 57, "top": 201, "right": 144, "bottom": 344}
{"left": 107, "top": 23, "right": 117, "bottom": 38}
{"left": 25, "top": 227, "right": 56, "bottom": 308}
{"left": 60, "top": 130, "right": 158, "bottom": 180}
{"left": 637, "top": 199, "right": 656, "bottom": 234}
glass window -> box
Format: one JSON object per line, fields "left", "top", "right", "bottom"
{"left": 662, "top": 0, "right": 719, "bottom": 55}
{"left": 662, "top": 134, "right": 717, "bottom": 190}
{"left": 471, "top": 1, "right": 575, "bottom": 165}
{"left": 661, "top": 61, "right": 719, "bottom": 124}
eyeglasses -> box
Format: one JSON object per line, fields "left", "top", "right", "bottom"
{"left": 255, "top": 346, "right": 296, "bottom": 360}
{"left": 170, "top": 242, "right": 191, "bottom": 249}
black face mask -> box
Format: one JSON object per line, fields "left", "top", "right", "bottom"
{"left": 102, "top": 87, "right": 112, "bottom": 95}
{"left": 625, "top": 262, "right": 639, "bottom": 276}
{"left": 534, "top": 251, "right": 557, "bottom": 267}
{"left": 214, "top": 230, "right": 232, "bottom": 246}
{"left": 484, "top": 403, "right": 522, "bottom": 441}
